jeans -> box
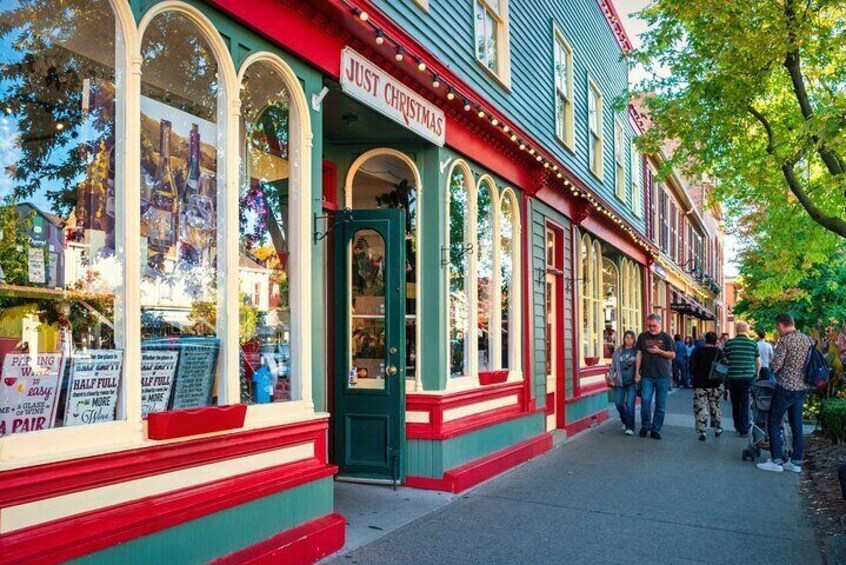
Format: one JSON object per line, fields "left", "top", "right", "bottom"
{"left": 640, "top": 377, "right": 670, "bottom": 432}
{"left": 672, "top": 361, "right": 689, "bottom": 387}
{"left": 769, "top": 386, "right": 807, "bottom": 464}
{"left": 614, "top": 384, "right": 637, "bottom": 431}
{"left": 726, "top": 380, "right": 752, "bottom": 434}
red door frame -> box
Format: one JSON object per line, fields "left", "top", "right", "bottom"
{"left": 542, "top": 221, "right": 567, "bottom": 429}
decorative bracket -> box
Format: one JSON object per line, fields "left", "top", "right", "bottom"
{"left": 313, "top": 207, "right": 353, "bottom": 243}
{"left": 441, "top": 242, "right": 473, "bottom": 267}
{"left": 565, "top": 277, "right": 586, "bottom": 292}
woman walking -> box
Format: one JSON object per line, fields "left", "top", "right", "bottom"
{"left": 689, "top": 331, "right": 725, "bottom": 441}
{"left": 608, "top": 330, "right": 638, "bottom": 435}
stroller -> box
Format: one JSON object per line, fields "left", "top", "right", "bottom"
{"left": 742, "top": 379, "right": 792, "bottom": 462}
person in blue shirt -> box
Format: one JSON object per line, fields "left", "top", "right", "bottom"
{"left": 673, "top": 334, "right": 690, "bottom": 388}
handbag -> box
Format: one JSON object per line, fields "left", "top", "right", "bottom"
{"left": 708, "top": 352, "right": 729, "bottom": 385}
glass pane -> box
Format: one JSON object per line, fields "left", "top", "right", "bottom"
{"left": 477, "top": 183, "right": 493, "bottom": 372}
{"left": 139, "top": 12, "right": 220, "bottom": 416}
{"left": 602, "top": 258, "right": 618, "bottom": 359}
{"left": 349, "top": 229, "right": 386, "bottom": 390}
{"left": 238, "top": 61, "right": 291, "bottom": 404}
{"left": 449, "top": 170, "right": 468, "bottom": 377}
{"left": 0, "top": 0, "right": 122, "bottom": 436}
{"left": 350, "top": 154, "right": 417, "bottom": 380}
{"left": 500, "top": 195, "right": 514, "bottom": 369}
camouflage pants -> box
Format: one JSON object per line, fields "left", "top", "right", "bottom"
{"left": 693, "top": 388, "right": 722, "bottom": 433}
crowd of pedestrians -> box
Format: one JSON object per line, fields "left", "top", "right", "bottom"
{"left": 606, "top": 312, "right": 816, "bottom": 474}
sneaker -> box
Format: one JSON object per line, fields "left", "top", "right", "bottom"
{"left": 622, "top": 424, "right": 627, "bottom": 432}
{"left": 698, "top": 433, "right": 706, "bottom": 442}
{"left": 756, "top": 459, "right": 784, "bottom": 473}
{"left": 650, "top": 431, "right": 662, "bottom": 440}
{"left": 783, "top": 461, "right": 802, "bottom": 473}
{"left": 715, "top": 428, "right": 723, "bottom": 437}
{"left": 625, "top": 429, "right": 634, "bottom": 436}
{"left": 639, "top": 427, "right": 648, "bottom": 438}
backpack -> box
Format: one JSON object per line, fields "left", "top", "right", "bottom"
{"left": 803, "top": 342, "right": 831, "bottom": 389}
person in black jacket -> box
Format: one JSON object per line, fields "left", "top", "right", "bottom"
{"left": 689, "top": 332, "right": 725, "bottom": 441}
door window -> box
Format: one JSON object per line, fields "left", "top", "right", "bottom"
{"left": 349, "top": 229, "right": 386, "bottom": 390}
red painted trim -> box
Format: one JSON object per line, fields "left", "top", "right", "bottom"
{"left": 406, "top": 433, "right": 552, "bottom": 493}
{"left": 566, "top": 383, "right": 609, "bottom": 403}
{"left": 580, "top": 214, "right": 649, "bottom": 265}
{"left": 564, "top": 408, "right": 610, "bottom": 437}
{"left": 479, "top": 370, "right": 509, "bottom": 386}
{"left": 405, "top": 382, "right": 527, "bottom": 440}
{"left": 545, "top": 392, "right": 555, "bottom": 416}
{"left": 212, "top": 512, "right": 345, "bottom": 565}
{"left": 0, "top": 459, "right": 338, "bottom": 564}
{"left": 0, "top": 417, "right": 329, "bottom": 508}
{"left": 521, "top": 192, "right": 533, "bottom": 413}
{"left": 595, "top": 0, "right": 634, "bottom": 52}
{"left": 578, "top": 365, "right": 609, "bottom": 378}
{"left": 322, "top": 160, "right": 339, "bottom": 210}
{"left": 147, "top": 404, "right": 247, "bottom": 440}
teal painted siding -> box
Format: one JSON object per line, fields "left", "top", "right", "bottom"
{"left": 130, "top": 0, "right": 328, "bottom": 410}
{"left": 566, "top": 392, "right": 609, "bottom": 423}
{"left": 370, "top": 0, "right": 645, "bottom": 230}
{"left": 71, "top": 478, "right": 334, "bottom": 565}
{"left": 406, "top": 412, "right": 545, "bottom": 478}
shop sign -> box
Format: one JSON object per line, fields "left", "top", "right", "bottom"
{"left": 341, "top": 47, "right": 445, "bottom": 146}
{"left": 64, "top": 350, "right": 123, "bottom": 427}
{"left": 651, "top": 263, "right": 667, "bottom": 278}
{"left": 140, "top": 349, "right": 179, "bottom": 417}
{"left": 27, "top": 247, "right": 45, "bottom": 284}
{"left": 171, "top": 338, "right": 219, "bottom": 409}
{"left": 0, "top": 353, "right": 63, "bottom": 436}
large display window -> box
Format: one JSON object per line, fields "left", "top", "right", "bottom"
{"left": 0, "top": 0, "right": 313, "bottom": 458}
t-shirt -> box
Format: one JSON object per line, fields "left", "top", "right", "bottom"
{"left": 636, "top": 331, "right": 674, "bottom": 379}
{"left": 757, "top": 340, "right": 774, "bottom": 368}
{"left": 723, "top": 335, "right": 759, "bottom": 381}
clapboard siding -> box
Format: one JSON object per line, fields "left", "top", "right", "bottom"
{"left": 371, "top": 0, "right": 645, "bottom": 231}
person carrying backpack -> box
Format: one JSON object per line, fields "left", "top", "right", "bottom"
{"left": 757, "top": 313, "right": 815, "bottom": 474}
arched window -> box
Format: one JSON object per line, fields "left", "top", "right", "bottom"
{"left": 619, "top": 258, "right": 641, "bottom": 336}
{"left": 448, "top": 166, "right": 470, "bottom": 378}
{"left": 580, "top": 233, "right": 603, "bottom": 364}
{"left": 139, "top": 9, "right": 222, "bottom": 415}
{"left": 499, "top": 189, "right": 519, "bottom": 370}
{"left": 476, "top": 179, "right": 495, "bottom": 372}
{"left": 602, "top": 257, "right": 619, "bottom": 360}
{"left": 0, "top": 0, "right": 122, "bottom": 436}
{"left": 238, "top": 60, "right": 292, "bottom": 404}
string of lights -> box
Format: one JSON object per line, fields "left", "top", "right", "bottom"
{"left": 339, "top": 1, "right": 656, "bottom": 258}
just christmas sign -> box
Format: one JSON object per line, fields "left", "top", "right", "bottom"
{"left": 341, "top": 47, "right": 445, "bottom": 146}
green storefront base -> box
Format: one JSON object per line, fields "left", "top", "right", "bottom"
{"left": 70, "top": 478, "right": 335, "bottom": 565}
{"left": 405, "top": 412, "right": 549, "bottom": 492}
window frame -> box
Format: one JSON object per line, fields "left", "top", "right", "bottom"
{"left": 578, "top": 231, "right": 603, "bottom": 367}
{"left": 473, "top": 0, "right": 512, "bottom": 88}
{"left": 552, "top": 24, "right": 574, "bottom": 150}
{"left": 587, "top": 77, "right": 604, "bottom": 180}
{"left": 614, "top": 118, "right": 626, "bottom": 200}
{"left": 631, "top": 145, "right": 642, "bottom": 217}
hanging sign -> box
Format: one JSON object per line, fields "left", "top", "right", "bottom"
{"left": 0, "top": 353, "right": 63, "bottom": 436}
{"left": 171, "top": 338, "right": 219, "bottom": 409}
{"left": 140, "top": 349, "right": 179, "bottom": 417}
{"left": 27, "top": 247, "right": 45, "bottom": 284}
{"left": 341, "top": 47, "right": 445, "bottom": 146}
{"left": 63, "top": 350, "right": 123, "bottom": 427}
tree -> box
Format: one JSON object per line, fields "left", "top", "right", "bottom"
{"left": 632, "top": 1, "right": 846, "bottom": 278}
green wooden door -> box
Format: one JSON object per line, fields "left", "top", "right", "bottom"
{"left": 334, "top": 209, "right": 406, "bottom": 483}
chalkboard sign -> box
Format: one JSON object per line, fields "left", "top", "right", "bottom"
{"left": 171, "top": 337, "right": 220, "bottom": 409}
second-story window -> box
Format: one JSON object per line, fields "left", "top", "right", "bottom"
{"left": 553, "top": 27, "right": 574, "bottom": 148}
{"left": 631, "top": 146, "right": 642, "bottom": 217}
{"left": 614, "top": 119, "right": 625, "bottom": 200}
{"left": 474, "top": 0, "right": 510, "bottom": 85}
{"left": 588, "top": 78, "right": 603, "bottom": 178}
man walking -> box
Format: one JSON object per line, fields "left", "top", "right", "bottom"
{"left": 723, "top": 322, "right": 760, "bottom": 437}
{"left": 673, "top": 334, "right": 690, "bottom": 388}
{"left": 758, "top": 314, "right": 813, "bottom": 473}
{"left": 635, "top": 313, "right": 675, "bottom": 440}
{"left": 757, "top": 330, "right": 774, "bottom": 382}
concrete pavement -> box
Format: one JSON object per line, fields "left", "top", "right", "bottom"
{"left": 327, "top": 388, "right": 822, "bottom": 564}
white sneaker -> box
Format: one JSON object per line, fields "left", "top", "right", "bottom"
{"left": 757, "top": 459, "right": 784, "bottom": 473}
{"left": 782, "top": 461, "right": 802, "bottom": 473}
{"left": 625, "top": 429, "right": 634, "bottom": 436}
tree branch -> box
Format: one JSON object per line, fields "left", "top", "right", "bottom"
{"left": 783, "top": 0, "right": 846, "bottom": 175}
{"left": 749, "top": 105, "right": 846, "bottom": 238}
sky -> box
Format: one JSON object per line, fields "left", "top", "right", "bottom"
{"left": 616, "top": 0, "right": 740, "bottom": 279}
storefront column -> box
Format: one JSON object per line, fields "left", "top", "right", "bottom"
{"left": 421, "top": 148, "right": 447, "bottom": 391}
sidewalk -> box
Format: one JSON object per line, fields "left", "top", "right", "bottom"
{"left": 327, "top": 389, "right": 822, "bottom": 564}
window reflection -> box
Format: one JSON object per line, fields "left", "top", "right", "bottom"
{"left": 448, "top": 169, "right": 468, "bottom": 377}
{"left": 477, "top": 181, "right": 493, "bottom": 372}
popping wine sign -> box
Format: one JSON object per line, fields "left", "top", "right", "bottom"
{"left": 0, "top": 353, "right": 64, "bottom": 436}
{"left": 340, "top": 47, "right": 446, "bottom": 146}
{"left": 63, "top": 350, "right": 123, "bottom": 427}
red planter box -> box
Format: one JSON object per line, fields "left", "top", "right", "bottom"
{"left": 147, "top": 404, "right": 248, "bottom": 440}
{"left": 478, "top": 370, "right": 509, "bottom": 385}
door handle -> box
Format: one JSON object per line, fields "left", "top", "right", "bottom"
{"left": 386, "top": 365, "right": 398, "bottom": 376}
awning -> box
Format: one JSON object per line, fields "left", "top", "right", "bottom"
{"left": 670, "top": 294, "right": 716, "bottom": 321}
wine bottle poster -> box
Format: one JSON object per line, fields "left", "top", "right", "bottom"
{"left": 139, "top": 95, "right": 217, "bottom": 281}
{"left": 170, "top": 337, "right": 220, "bottom": 410}
{"left": 63, "top": 350, "right": 123, "bottom": 427}
{"left": 0, "top": 353, "right": 64, "bottom": 437}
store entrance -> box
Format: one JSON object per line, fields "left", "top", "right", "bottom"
{"left": 333, "top": 209, "right": 406, "bottom": 483}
